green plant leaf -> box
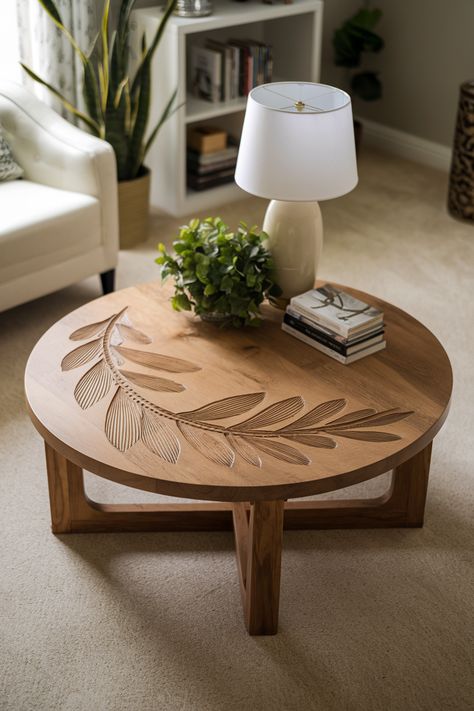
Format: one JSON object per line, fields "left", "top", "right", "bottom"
{"left": 127, "top": 57, "right": 151, "bottom": 178}
{"left": 156, "top": 218, "right": 280, "bottom": 328}
{"left": 351, "top": 71, "right": 382, "bottom": 101}
{"left": 143, "top": 89, "right": 181, "bottom": 159}
{"left": 131, "top": 0, "right": 177, "bottom": 96}
{"left": 82, "top": 59, "right": 102, "bottom": 128}
{"left": 20, "top": 64, "right": 101, "bottom": 135}
{"left": 38, "top": 0, "right": 62, "bottom": 25}
{"left": 99, "top": 0, "right": 111, "bottom": 113}
{"left": 171, "top": 293, "right": 192, "bottom": 311}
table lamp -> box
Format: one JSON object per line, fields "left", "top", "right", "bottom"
{"left": 235, "top": 82, "right": 358, "bottom": 305}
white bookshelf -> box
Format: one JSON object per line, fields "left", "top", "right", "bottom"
{"left": 131, "top": 0, "right": 324, "bottom": 217}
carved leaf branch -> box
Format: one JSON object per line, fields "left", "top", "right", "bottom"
{"left": 62, "top": 309, "right": 414, "bottom": 469}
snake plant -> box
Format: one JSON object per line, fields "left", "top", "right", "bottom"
{"left": 21, "top": 0, "right": 178, "bottom": 181}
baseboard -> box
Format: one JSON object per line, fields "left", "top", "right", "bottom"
{"left": 357, "top": 117, "right": 452, "bottom": 172}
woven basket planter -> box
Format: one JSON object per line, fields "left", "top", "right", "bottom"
{"left": 118, "top": 168, "right": 151, "bottom": 249}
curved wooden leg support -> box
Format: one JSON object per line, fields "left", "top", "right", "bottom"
{"left": 44, "top": 442, "right": 432, "bottom": 635}
{"left": 44, "top": 443, "right": 235, "bottom": 533}
{"left": 233, "top": 501, "right": 284, "bottom": 635}
{"left": 283, "top": 442, "right": 433, "bottom": 529}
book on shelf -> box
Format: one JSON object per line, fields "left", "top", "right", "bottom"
{"left": 205, "top": 40, "right": 232, "bottom": 101}
{"left": 290, "top": 284, "right": 384, "bottom": 338}
{"left": 189, "top": 39, "right": 273, "bottom": 104}
{"left": 281, "top": 323, "right": 386, "bottom": 365}
{"left": 187, "top": 130, "right": 238, "bottom": 192}
{"left": 187, "top": 156, "right": 238, "bottom": 176}
{"left": 190, "top": 46, "right": 221, "bottom": 103}
{"left": 187, "top": 146, "right": 239, "bottom": 167}
{"left": 187, "top": 168, "right": 236, "bottom": 191}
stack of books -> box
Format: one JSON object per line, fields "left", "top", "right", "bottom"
{"left": 187, "top": 127, "right": 238, "bottom": 192}
{"left": 282, "top": 284, "right": 385, "bottom": 364}
{"left": 190, "top": 39, "right": 273, "bottom": 103}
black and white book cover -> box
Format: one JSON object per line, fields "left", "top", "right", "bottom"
{"left": 190, "top": 46, "right": 222, "bottom": 103}
{"left": 290, "top": 284, "right": 383, "bottom": 337}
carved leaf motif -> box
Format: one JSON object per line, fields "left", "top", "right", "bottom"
{"left": 325, "top": 408, "right": 377, "bottom": 427}
{"left": 69, "top": 317, "right": 112, "bottom": 341}
{"left": 178, "top": 422, "right": 235, "bottom": 467}
{"left": 142, "top": 410, "right": 180, "bottom": 463}
{"left": 226, "top": 434, "right": 262, "bottom": 468}
{"left": 118, "top": 324, "right": 152, "bottom": 344}
{"left": 120, "top": 369, "right": 185, "bottom": 393}
{"left": 246, "top": 437, "right": 310, "bottom": 465}
{"left": 237, "top": 396, "right": 304, "bottom": 431}
{"left": 179, "top": 392, "right": 266, "bottom": 421}
{"left": 115, "top": 346, "right": 201, "bottom": 373}
{"left": 281, "top": 398, "right": 347, "bottom": 431}
{"left": 325, "top": 409, "right": 413, "bottom": 430}
{"left": 111, "top": 347, "right": 124, "bottom": 366}
{"left": 61, "top": 339, "right": 102, "bottom": 371}
{"left": 284, "top": 433, "right": 336, "bottom": 449}
{"left": 330, "top": 430, "right": 401, "bottom": 442}
{"left": 74, "top": 359, "right": 113, "bottom": 409}
{"left": 105, "top": 387, "right": 142, "bottom": 452}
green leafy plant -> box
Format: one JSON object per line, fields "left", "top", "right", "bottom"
{"left": 156, "top": 218, "right": 282, "bottom": 327}
{"left": 21, "top": 0, "right": 178, "bottom": 181}
{"left": 333, "top": 6, "right": 384, "bottom": 101}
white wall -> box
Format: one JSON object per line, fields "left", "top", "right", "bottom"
{"left": 321, "top": 0, "right": 474, "bottom": 148}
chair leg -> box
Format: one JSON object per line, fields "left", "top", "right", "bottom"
{"left": 100, "top": 269, "right": 115, "bottom": 295}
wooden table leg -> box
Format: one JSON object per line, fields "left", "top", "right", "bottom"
{"left": 388, "top": 441, "right": 432, "bottom": 526}
{"left": 45, "top": 442, "right": 87, "bottom": 533}
{"left": 233, "top": 500, "right": 284, "bottom": 635}
{"left": 43, "top": 441, "right": 433, "bottom": 635}
{"left": 44, "top": 442, "right": 237, "bottom": 533}
{"left": 283, "top": 442, "right": 433, "bottom": 529}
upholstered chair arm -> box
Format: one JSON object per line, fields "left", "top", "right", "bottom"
{"left": 0, "top": 81, "right": 118, "bottom": 262}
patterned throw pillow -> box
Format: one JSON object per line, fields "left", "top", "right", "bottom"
{"left": 0, "top": 127, "right": 23, "bottom": 181}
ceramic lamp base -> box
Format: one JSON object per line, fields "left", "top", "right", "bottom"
{"left": 262, "top": 200, "right": 323, "bottom": 305}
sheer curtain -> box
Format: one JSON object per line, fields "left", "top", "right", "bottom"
{"left": 17, "top": 0, "right": 100, "bottom": 119}
{"left": 0, "top": 0, "right": 22, "bottom": 82}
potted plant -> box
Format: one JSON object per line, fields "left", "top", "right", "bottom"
{"left": 156, "top": 217, "right": 281, "bottom": 327}
{"left": 21, "top": 0, "right": 178, "bottom": 249}
{"left": 333, "top": 4, "right": 384, "bottom": 150}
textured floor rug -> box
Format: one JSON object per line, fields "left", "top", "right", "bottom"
{"left": 1, "top": 149, "right": 473, "bottom": 711}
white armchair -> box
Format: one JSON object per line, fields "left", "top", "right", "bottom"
{"left": 0, "top": 81, "right": 119, "bottom": 312}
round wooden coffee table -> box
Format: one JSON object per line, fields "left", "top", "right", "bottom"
{"left": 25, "top": 282, "right": 452, "bottom": 634}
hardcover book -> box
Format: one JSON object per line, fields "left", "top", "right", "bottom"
{"left": 187, "top": 157, "right": 237, "bottom": 176}
{"left": 283, "top": 314, "right": 384, "bottom": 356}
{"left": 190, "top": 46, "right": 222, "bottom": 103}
{"left": 290, "top": 284, "right": 383, "bottom": 338}
{"left": 281, "top": 323, "right": 386, "bottom": 364}
{"left": 285, "top": 306, "right": 384, "bottom": 345}
{"left": 187, "top": 142, "right": 239, "bottom": 166}
{"left": 206, "top": 40, "right": 232, "bottom": 101}
{"left": 187, "top": 168, "right": 235, "bottom": 191}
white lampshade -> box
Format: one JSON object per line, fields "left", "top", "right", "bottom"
{"left": 235, "top": 82, "right": 358, "bottom": 202}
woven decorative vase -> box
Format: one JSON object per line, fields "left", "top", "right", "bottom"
{"left": 448, "top": 81, "right": 474, "bottom": 222}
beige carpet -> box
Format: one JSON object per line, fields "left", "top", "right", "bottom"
{"left": 1, "top": 148, "right": 473, "bottom": 711}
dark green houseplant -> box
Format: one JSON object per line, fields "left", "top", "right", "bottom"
{"left": 156, "top": 218, "right": 281, "bottom": 327}
{"left": 21, "top": 0, "right": 178, "bottom": 247}
{"left": 333, "top": 5, "right": 384, "bottom": 102}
